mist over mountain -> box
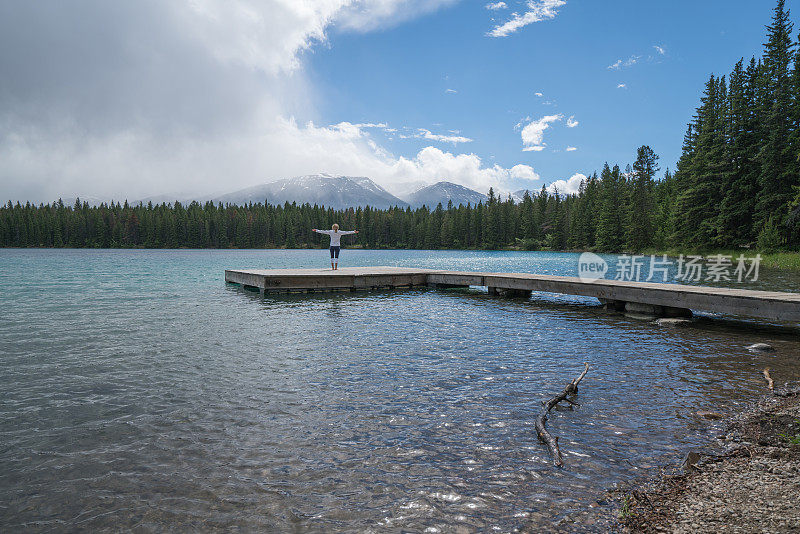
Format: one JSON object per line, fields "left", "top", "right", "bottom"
{"left": 210, "top": 174, "right": 407, "bottom": 209}
{"left": 403, "top": 181, "right": 486, "bottom": 208}
{"left": 135, "top": 174, "right": 405, "bottom": 209}
{"left": 132, "top": 175, "right": 492, "bottom": 210}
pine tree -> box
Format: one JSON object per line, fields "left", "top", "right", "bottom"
{"left": 626, "top": 146, "right": 659, "bottom": 251}
{"left": 718, "top": 58, "right": 761, "bottom": 246}
{"left": 786, "top": 28, "right": 800, "bottom": 245}
{"left": 673, "top": 75, "right": 728, "bottom": 247}
{"left": 754, "top": 0, "right": 797, "bottom": 240}
{"left": 596, "top": 163, "right": 626, "bottom": 251}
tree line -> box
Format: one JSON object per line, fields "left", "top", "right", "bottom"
{"left": 670, "top": 0, "right": 800, "bottom": 250}
{"left": 0, "top": 193, "right": 591, "bottom": 250}
{"left": 1, "top": 0, "right": 798, "bottom": 252}
{"left": 0, "top": 158, "right": 677, "bottom": 252}
{"left": 0, "top": 167, "right": 668, "bottom": 251}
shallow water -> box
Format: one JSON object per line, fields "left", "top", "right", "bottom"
{"left": 1, "top": 249, "right": 799, "bottom": 532}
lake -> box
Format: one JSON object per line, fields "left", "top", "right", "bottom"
{"left": 1, "top": 249, "right": 799, "bottom": 532}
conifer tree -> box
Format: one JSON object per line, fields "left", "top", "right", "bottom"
{"left": 755, "top": 0, "right": 797, "bottom": 239}
{"left": 626, "top": 146, "right": 659, "bottom": 251}
{"left": 596, "top": 163, "right": 626, "bottom": 251}
{"left": 673, "top": 76, "right": 728, "bottom": 246}
{"left": 718, "top": 59, "right": 760, "bottom": 246}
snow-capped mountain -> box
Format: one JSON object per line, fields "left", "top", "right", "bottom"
{"left": 59, "top": 196, "right": 107, "bottom": 207}
{"left": 403, "top": 181, "right": 486, "bottom": 208}
{"left": 512, "top": 189, "right": 531, "bottom": 203}
{"left": 384, "top": 180, "right": 430, "bottom": 198}
{"left": 134, "top": 175, "right": 490, "bottom": 210}
{"left": 210, "top": 174, "right": 407, "bottom": 209}
{"left": 136, "top": 194, "right": 187, "bottom": 205}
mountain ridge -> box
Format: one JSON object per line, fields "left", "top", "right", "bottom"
{"left": 134, "top": 175, "right": 488, "bottom": 209}
{"left": 404, "top": 181, "right": 486, "bottom": 208}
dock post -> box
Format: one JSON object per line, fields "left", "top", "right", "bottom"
{"left": 488, "top": 286, "right": 499, "bottom": 296}
{"left": 661, "top": 305, "right": 693, "bottom": 318}
{"left": 502, "top": 288, "right": 532, "bottom": 298}
{"left": 599, "top": 298, "right": 626, "bottom": 312}
{"left": 622, "top": 302, "right": 693, "bottom": 320}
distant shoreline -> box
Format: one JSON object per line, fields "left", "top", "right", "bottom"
{"left": 3, "top": 246, "right": 799, "bottom": 271}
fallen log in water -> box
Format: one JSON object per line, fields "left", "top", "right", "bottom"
{"left": 535, "top": 362, "right": 589, "bottom": 467}
{"left": 763, "top": 368, "right": 774, "bottom": 392}
{"left": 763, "top": 367, "right": 800, "bottom": 397}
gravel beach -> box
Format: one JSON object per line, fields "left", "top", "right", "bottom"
{"left": 618, "top": 388, "right": 800, "bottom": 533}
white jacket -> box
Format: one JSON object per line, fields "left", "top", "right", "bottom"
{"left": 314, "top": 229, "right": 356, "bottom": 247}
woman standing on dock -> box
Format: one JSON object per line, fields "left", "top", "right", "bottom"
{"left": 312, "top": 224, "right": 358, "bottom": 270}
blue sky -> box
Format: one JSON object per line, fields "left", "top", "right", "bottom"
{"left": 0, "top": 0, "right": 786, "bottom": 201}
{"left": 307, "top": 0, "right": 775, "bottom": 192}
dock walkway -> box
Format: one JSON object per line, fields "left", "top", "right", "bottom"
{"left": 224, "top": 267, "right": 800, "bottom": 323}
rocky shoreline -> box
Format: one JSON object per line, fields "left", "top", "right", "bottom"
{"left": 616, "top": 385, "right": 800, "bottom": 533}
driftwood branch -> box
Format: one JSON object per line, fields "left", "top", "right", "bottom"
{"left": 763, "top": 368, "right": 774, "bottom": 392}
{"left": 535, "top": 362, "right": 589, "bottom": 467}
{"left": 763, "top": 368, "right": 800, "bottom": 398}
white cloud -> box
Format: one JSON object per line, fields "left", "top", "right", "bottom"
{"left": 565, "top": 146, "right": 577, "bottom": 151}
{"left": 242, "top": 119, "right": 542, "bottom": 195}
{"left": 566, "top": 115, "right": 579, "bottom": 128}
{"left": 336, "top": 0, "right": 461, "bottom": 33}
{"left": 0, "top": 0, "right": 555, "bottom": 204}
{"left": 182, "top": 0, "right": 460, "bottom": 74}
{"left": 607, "top": 55, "right": 641, "bottom": 70}
{"left": 488, "top": 0, "right": 566, "bottom": 38}
{"left": 216, "top": 119, "right": 529, "bottom": 195}
{"left": 609, "top": 46, "right": 666, "bottom": 71}
{"left": 180, "top": 1, "right": 341, "bottom": 75}
{"left": 382, "top": 146, "right": 540, "bottom": 194}
{"left": 548, "top": 172, "right": 585, "bottom": 194}
{"left": 485, "top": 1, "right": 507, "bottom": 9}
{"left": 416, "top": 129, "right": 473, "bottom": 144}
{"left": 617, "top": 83, "right": 627, "bottom": 89}
{"left": 445, "top": 88, "right": 458, "bottom": 94}
{"left": 2, "top": 0, "right": 516, "bottom": 203}
{"left": 509, "top": 164, "right": 539, "bottom": 180}
{"left": 520, "top": 114, "right": 562, "bottom": 151}
{"left": 351, "top": 122, "right": 389, "bottom": 129}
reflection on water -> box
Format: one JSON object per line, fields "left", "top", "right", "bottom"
{"left": 1, "top": 249, "right": 799, "bottom": 532}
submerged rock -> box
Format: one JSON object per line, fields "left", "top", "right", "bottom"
{"left": 625, "top": 312, "right": 658, "bottom": 321}
{"left": 696, "top": 411, "right": 724, "bottom": 420}
{"left": 746, "top": 343, "right": 776, "bottom": 353}
{"left": 656, "top": 318, "right": 692, "bottom": 327}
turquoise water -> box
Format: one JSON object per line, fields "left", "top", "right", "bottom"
{"left": 1, "top": 249, "right": 799, "bottom": 532}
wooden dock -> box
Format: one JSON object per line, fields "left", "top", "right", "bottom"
{"left": 224, "top": 267, "right": 800, "bottom": 323}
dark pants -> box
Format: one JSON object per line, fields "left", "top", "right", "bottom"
{"left": 329, "top": 246, "right": 340, "bottom": 259}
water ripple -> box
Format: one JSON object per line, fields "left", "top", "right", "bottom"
{"left": 1, "top": 249, "right": 799, "bottom": 532}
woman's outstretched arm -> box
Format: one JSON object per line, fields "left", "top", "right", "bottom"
{"left": 340, "top": 230, "right": 359, "bottom": 235}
